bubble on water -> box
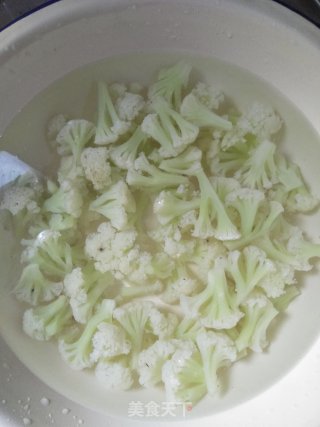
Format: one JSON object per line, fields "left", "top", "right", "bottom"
{"left": 40, "top": 397, "right": 50, "bottom": 406}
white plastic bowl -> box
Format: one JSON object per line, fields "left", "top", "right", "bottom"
{"left": 1, "top": 0, "right": 320, "bottom": 423}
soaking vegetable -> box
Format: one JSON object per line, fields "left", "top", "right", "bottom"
{"left": 1, "top": 62, "right": 318, "bottom": 406}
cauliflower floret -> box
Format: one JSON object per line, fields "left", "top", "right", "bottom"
{"left": 14, "top": 263, "right": 63, "bottom": 306}
{"left": 153, "top": 189, "right": 200, "bottom": 226}
{"left": 59, "top": 299, "right": 115, "bottom": 370}
{"left": 141, "top": 97, "right": 199, "bottom": 158}
{"left": 90, "top": 323, "right": 131, "bottom": 363}
{"left": 137, "top": 340, "right": 176, "bottom": 387}
{"left": 43, "top": 179, "right": 84, "bottom": 218}
{"left": 95, "top": 359, "right": 134, "bottom": 390}
{"left": 175, "top": 317, "right": 205, "bottom": 340}
{"left": 48, "top": 213, "right": 77, "bottom": 232}
{"left": 80, "top": 147, "right": 111, "bottom": 191}
{"left": 196, "top": 330, "right": 237, "bottom": 395}
{"left": 289, "top": 189, "right": 318, "bottom": 213}
{"left": 95, "top": 82, "right": 130, "bottom": 145}
{"left": 57, "top": 156, "right": 84, "bottom": 182}
{"left": 161, "top": 264, "right": 199, "bottom": 304}
{"left": 225, "top": 187, "right": 265, "bottom": 236}
{"left": 236, "top": 292, "right": 278, "bottom": 352}
{"left": 225, "top": 246, "right": 276, "bottom": 304}
{"left": 116, "top": 92, "right": 145, "bottom": 121}
{"left": 129, "top": 82, "right": 144, "bottom": 94}
{"left": 259, "top": 262, "right": 296, "bottom": 298}
{"left": 222, "top": 102, "right": 282, "bottom": 149}
{"left": 271, "top": 285, "right": 300, "bottom": 312}
{"left": 64, "top": 267, "right": 112, "bottom": 324}
{"left": 46, "top": 114, "right": 67, "bottom": 139}
{"left": 85, "top": 222, "right": 137, "bottom": 274}
{"left": 0, "top": 168, "right": 42, "bottom": 222}
{"left": 55, "top": 119, "right": 95, "bottom": 170}
{"left": 0, "top": 185, "right": 39, "bottom": 215}
{"left": 149, "top": 223, "right": 195, "bottom": 260}
{"left": 23, "top": 295, "right": 71, "bottom": 341}
{"left": 149, "top": 253, "right": 175, "bottom": 280}
{"left": 178, "top": 209, "right": 198, "bottom": 230}
{"left": 161, "top": 341, "right": 206, "bottom": 404}
{"left": 192, "top": 82, "right": 225, "bottom": 110}
{"left": 63, "top": 267, "right": 84, "bottom": 298}
{"left": 257, "top": 221, "right": 320, "bottom": 273}
{"left": 85, "top": 221, "right": 154, "bottom": 283}
{"left": 113, "top": 300, "right": 155, "bottom": 368}
{"left": 180, "top": 93, "right": 232, "bottom": 131}
{"left": 89, "top": 180, "right": 136, "bottom": 230}
{"left": 9, "top": 63, "right": 320, "bottom": 410}
{"left": 20, "top": 229, "right": 76, "bottom": 279}
{"left": 126, "top": 152, "right": 188, "bottom": 190}
{"left": 234, "top": 140, "right": 280, "bottom": 190}
{"left": 109, "top": 82, "right": 127, "bottom": 97}
{"left": 193, "top": 168, "right": 240, "bottom": 240}
{"left": 159, "top": 146, "right": 202, "bottom": 177}
{"left": 181, "top": 257, "right": 243, "bottom": 330}
{"left": 110, "top": 127, "right": 148, "bottom": 170}
{"left": 187, "top": 238, "right": 227, "bottom": 283}
{"left": 164, "top": 237, "right": 195, "bottom": 259}
{"left": 148, "top": 308, "right": 179, "bottom": 339}
{"left": 148, "top": 61, "right": 192, "bottom": 109}
{"left": 125, "top": 248, "right": 153, "bottom": 283}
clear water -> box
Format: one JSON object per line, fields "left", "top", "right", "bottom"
{"left": 1, "top": 52, "right": 320, "bottom": 303}
{"left": 1, "top": 52, "right": 320, "bottom": 196}
{"left": 1, "top": 52, "right": 320, "bottom": 415}
{"left": 1, "top": 50, "right": 320, "bottom": 296}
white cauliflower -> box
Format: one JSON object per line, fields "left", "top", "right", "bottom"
{"left": 259, "top": 262, "right": 296, "bottom": 298}
{"left": 89, "top": 180, "right": 136, "bottom": 230}
{"left": 95, "top": 359, "right": 134, "bottom": 390}
{"left": 148, "top": 308, "right": 179, "bottom": 339}
{"left": 192, "top": 82, "right": 225, "bottom": 110}
{"left": 161, "top": 264, "right": 199, "bottom": 304}
{"left": 80, "top": 147, "right": 112, "bottom": 191}
{"left": 222, "top": 102, "right": 282, "bottom": 149}
{"left": 43, "top": 179, "right": 84, "bottom": 218}
{"left": 90, "top": 323, "right": 131, "bottom": 363}
{"left": 84, "top": 222, "right": 137, "bottom": 277}
{"left": 137, "top": 340, "right": 176, "bottom": 388}
{"left": 63, "top": 267, "right": 112, "bottom": 324}
{"left": 116, "top": 92, "right": 145, "bottom": 121}
{"left": 47, "top": 114, "right": 68, "bottom": 139}
{"left": 0, "top": 185, "right": 39, "bottom": 215}
{"left": 148, "top": 223, "right": 195, "bottom": 259}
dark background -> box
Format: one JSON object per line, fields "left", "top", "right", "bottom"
{"left": 0, "top": 0, "right": 320, "bottom": 31}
